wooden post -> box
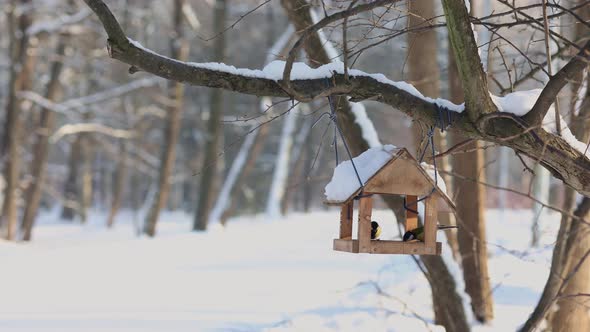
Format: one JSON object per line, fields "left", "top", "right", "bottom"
{"left": 357, "top": 195, "right": 373, "bottom": 253}
{"left": 424, "top": 196, "right": 438, "bottom": 254}
{"left": 405, "top": 195, "right": 418, "bottom": 231}
{"left": 339, "top": 201, "right": 353, "bottom": 239}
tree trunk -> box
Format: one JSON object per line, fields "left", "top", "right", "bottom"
{"left": 550, "top": 198, "right": 590, "bottom": 331}
{"left": 212, "top": 21, "right": 294, "bottom": 225}
{"left": 2, "top": 1, "right": 33, "bottom": 240}
{"left": 107, "top": 141, "right": 128, "bottom": 228}
{"left": 61, "top": 135, "right": 83, "bottom": 220}
{"left": 21, "top": 39, "right": 66, "bottom": 240}
{"left": 281, "top": 117, "right": 312, "bottom": 214}
{"left": 550, "top": 12, "right": 590, "bottom": 326}
{"left": 266, "top": 105, "right": 298, "bottom": 218}
{"left": 280, "top": 1, "right": 470, "bottom": 331}
{"left": 447, "top": 17, "right": 494, "bottom": 321}
{"left": 143, "top": 0, "right": 188, "bottom": 236}
{"left": 407, "top": 0, "right": 459, "bottom": 258}
{"left": 193, "top": 0, "right": 227, "bottom": 231}
{"left": 220, "top": 123, "right": 270, "bottom": 224}
{"left": 209, "top": 124, "right": 259, "bottom": 225}
{"left": 524, "top": 5, "right": 590, "bottom": 330}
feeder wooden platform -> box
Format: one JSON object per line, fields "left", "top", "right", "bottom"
{"left": 325, "top": 147, "right": 456, "bottom": 256}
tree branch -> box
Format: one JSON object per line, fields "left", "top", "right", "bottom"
{"left": 524, "top": 40, "right": 590, "bottom": 127}
{"left": 82, "top": 0, "right": 590, "bottom": 196}
{"left": 281, "top": 0, "right": 400, "bottom": 96}
{"left": 441, "top": 0, "right": 497, "bottom": 121}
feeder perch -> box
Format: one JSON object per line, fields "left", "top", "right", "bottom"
{"left": 324, "top": 146, "right": 456, "bottom": 255}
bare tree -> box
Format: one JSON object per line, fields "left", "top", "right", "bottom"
{"left": 107, "top": 140, "right": 128, "bottom": 228}
{"left": 193, "top": 0, "right": 227, "bottom": 231}
{"left": 283, "top": 1, "right": 469, "bottom": 330}
{"left": 446, "top": 0, "right": 494, "bottom": 321}
{"left": 2, "top": 0, "right": 34, "bottom": 240}
{"left": 144, "top": 0, "right": 189, "bottom": 236}
{"left": 20, "top": 38, "right": 67, "bottom": 240}
{"left": 81, "top": 0, "right": 590, "bottom": 329}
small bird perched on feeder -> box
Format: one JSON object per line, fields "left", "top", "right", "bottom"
{"left": 403, "top": 225, "right": 457, "bottom": 242}
{"left": 371, "top": 221, "right": 382, "bottom": 240}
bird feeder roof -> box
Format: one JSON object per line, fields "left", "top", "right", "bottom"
{"left": 324, "top": 145, "right": 455, "bottom": 212}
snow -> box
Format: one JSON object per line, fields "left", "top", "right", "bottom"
{"left": 208, "top": 125, "right": 258, "bottom": 225}
{"left": 350, "top": 101, "right": 381, "bottom": 148}
{"left": 324, "top": 145, "right": 399, "bottom": 202}
{"left": 542, "top": 113, "right": 590, "bottom": 156}
{"left": 0, "top": 207, "right": 561, "bottom": 331}
{"left": 324, "top": 145, "right": 449, "bottom": 202}
{"left": 128, "top": 38, "right": 590, "bottom": 159}
{"left": 128, "top": 38, "right": 464, "bottom": 113}
{"left": 26, "top": 9, "right": 91, "bottom": 36}
{"left": 490, "top": 89, "right": 544, "bottom": 117}
{"left": 573, "top": 70, "right": 588, "bottom": 116}
{"left": 310, "top": 9, "right": 341, "bottom": 61}
{"left": 420, "top": 162, "right": 447, "bottom": 195}
{"left": 490, "top": 89, "right": 590, "bottom": 157}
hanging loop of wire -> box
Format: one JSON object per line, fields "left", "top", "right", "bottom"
{"left": 403, "top": 103, "right": 453, "bottom": 215}
{"left": 325, "top": 89, "right": 364, "bottom": 191}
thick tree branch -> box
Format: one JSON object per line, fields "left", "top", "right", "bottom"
{"left": 441, "top": 0, "right": 497, "bottom": 121}
{"left": 82, "top": 0, "right": 590, "bottom": 196}
{"left": 523, "top": 40, "right": 590, "bottom": 126}
{"left": 281, "top": 0, "right": 400, "bottom": 95}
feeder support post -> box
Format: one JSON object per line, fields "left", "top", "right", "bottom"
{"left": 339, "top": 201, "right": 353, "bottom": 239}
{"left": 424, "top": 196, "right": 438, "bottom": 254}
{"left": 405, "top": 195, "right": 418, "bottom": 231}
{"left": 357, "top": 196, "right": 372, "bottom": 253}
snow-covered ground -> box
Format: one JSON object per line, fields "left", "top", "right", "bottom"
{"left": 0, "top": 208, "right": 559, "bottom": 331}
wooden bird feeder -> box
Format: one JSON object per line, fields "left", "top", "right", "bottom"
{"left": 324, "top": 147, "right": 455, "bottom": 255}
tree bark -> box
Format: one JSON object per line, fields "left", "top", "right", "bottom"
{"left": 193, "top": 0, "right": 227, "bottom": 231}
{"left": 2, "top": 0, "right": 34, "bottom": 240}
{"left": 406, "top": 0, "right": 459, "bottom": 258}
{"left": 107, "top": 141, "right": 128, "bottom": 228}
{"left": 447, "top": 23, "right": 494, "bottom": 323}
{"left": 61, "top": 135, "right": 83, "bottom": 220}
{"left": 550, "top": 198, "right": 590, "bottom": 331}
{"left": 550, "top": 11, "right": 590, "bottom": 325}
{"left": 281, "top": 1, "right": 470, "bottom": 331}
{"left": 523, "top": 5, "right": 590, "bottom": 330}
{"left": 21, "top": 39, "right": 66, "bottom": 240}
{"left": 451, "top": 135, "right": 493, "bottom": 322}
{"left": 83, "top": 0, "right": 590, "bottom": 195}
{"left": 144, "top": 0, "right": 188, "bottom": 236}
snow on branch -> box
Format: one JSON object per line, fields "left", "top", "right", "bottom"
{"left": 26, "top": 8, "right": 92, "bottom": 36}
{"left": 523, "top": 39, "right": 590, "bottom": 127}
{"left": 281, "top": 0, "right": 402, "bottom": 96}
{"left": 50, "top": 123, "right": 135, "bottom": 143}
{"left": 82, "top": 0, "right": 590, "bottom": 195}
{"left": 17, "top": 77, "right": 159, "bottom": 117}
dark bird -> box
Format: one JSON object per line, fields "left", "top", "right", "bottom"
{"left": 371, "top": 221, "right": 382, "bottom": 240}
{"left": 402, "top": 225, "right": 457, "bottom": 242}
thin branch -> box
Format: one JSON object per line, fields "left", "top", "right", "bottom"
{"left": 281, "top": 0, "right": 401, "bottom": 96}
{"left": 524, "top": 39, "right": 590, "bottom": 127}
{"left": 200, "top": 0, "right": 272, "bottom": 41}
{"left": 50, "top": 123, "right": 135, "bottom": 143}
{"left": 542, "top": 0, "right": 562, "bottom": 134}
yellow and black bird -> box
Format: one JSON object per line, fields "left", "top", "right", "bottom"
{"left": 402, "top": 225, "right": 457, "bottom": 242}
{"left": 371, "top": 221, "right": 382, "bottom": 240}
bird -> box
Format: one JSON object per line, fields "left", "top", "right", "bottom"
{"left": 371, "top": 221, "right": 382, "bottom": 240}
{"left": 402, "top": 225, "right": 457, "bottom": 242}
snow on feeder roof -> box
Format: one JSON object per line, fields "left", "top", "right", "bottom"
{"left": 324, "top": 145, "right": 454, "bottom": 212}
{"left": 324, "top": 145, "right": 457, "bottom": 255}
